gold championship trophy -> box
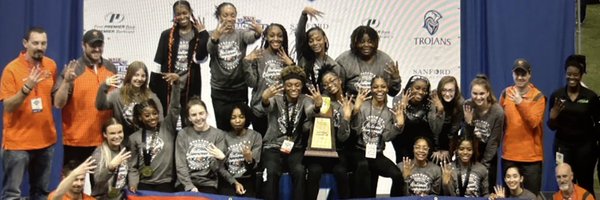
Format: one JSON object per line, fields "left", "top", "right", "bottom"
{"left": 305, "top": 97, "right": 339, "bottom": 158}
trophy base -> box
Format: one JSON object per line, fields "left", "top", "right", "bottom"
{"left": 304, "top": 149, "right": 339, "bottom": 158}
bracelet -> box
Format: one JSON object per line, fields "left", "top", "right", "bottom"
{"left": 23, "top": 84, "right": 32, "bottom": 91}
{"left": 21, "top": 87, "right": 30, "bottom": 96}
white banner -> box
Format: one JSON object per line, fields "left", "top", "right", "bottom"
{"left": 85, "top": 0, "right": 460, "bottom": 194}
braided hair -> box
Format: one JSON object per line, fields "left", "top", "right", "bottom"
{"left": 166, "top": 0, "right": 200, "bottom": 106}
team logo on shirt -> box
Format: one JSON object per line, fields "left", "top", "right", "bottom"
{"left": 355, "top": 72, "right": 376, "bottom": 91}
{"left": 114, "top": 162, "right": 128, "bottom": 189}
{"left": 408, "top": 172, "right": 433, "bottom": 195}
{"left": 175, "top": 40, "right": 190, "bottom": 72}
{"left": 473, "top": 120, "right": 491, "bottom": 143}
{"left": 361, "top": 115, "right": 385, "bottom": 144}
{"left": 218, "top": 40, "right": 241, "bottom": 70}
{"left": 262, "top": 59, "right": 283, "bottom": 87}
{"left": 142, "top": 134, "right": 164, "bottom": 163}
{"left": 277, "top": 104, "right": 301, "bottom": 135}
{"left": 122, "top": 103, "right": 135, "bottom": 126}
{"left": 186, "top": 140, "right": 215, "bottom": 170}
{"left": 226, "top": 140, "right": 252, "bottom": 177}
{"left": 454, "top": 173, "right": 481, "bottom": 197}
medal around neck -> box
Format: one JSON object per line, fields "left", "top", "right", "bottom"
{"left": 141, "top": 166, "right": 153, "bottom": 178}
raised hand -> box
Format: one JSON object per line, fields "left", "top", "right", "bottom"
{"left": 212, "top": 21, "right": 228, "bottom": 40}
{"left": 104, "top": 74, "right": 121, "bottom": 88}
{"left": 431, "top": 150, "right": 450, "bottom": 164}
{"left": 75, "top": 157, "right": 97, "bottom": 176}
{"left": 109, "top": 148, "right": 132, "bottom": 171}
{"left": 507, "top": 87, "right": 523, "bottom": 105}
{"left": 62, "top": 60, "right": 78, "bottom": 83}
{"left": 493, "top": 185, "right": 506, "bottom": 199}
{"left": 353, "top": 88, "right": 371, "bottom": 113}
{"left": 242, "top": 145, "right": 253, "bottom": 163}
{"left": 244, "top": 46, "right": 263, "bottom": 62}
{"left": 384, "top": 61, "right": 400, "bottom": 80}
{"left": 550, "top": 97, "right": 565, "bottom": 119}
{"left": 430, "top": 89, "right": 444, "bottom": 113}
{"left": 463, "top": 104, "right": 474, "bottom": 125}
{"left": 392, "top": 101, "right": 405, "bottom": 128}
{"left": 248, "top": 18, "right": 263, "bottom": 37}
{"left": 303, "top": 7, "right": 324, "bottom": 20}
{"left": 207, "top": 143, "right": 225, "bottom": 160}
{"left": 307, "top": 84, "right": 323, "bottom": 109}
{"left": 402, "top": 156, "right": 415, "bottom": 180}
{"left": 277, "top": 47, "right": 294, "bottom": 66}
{"left": 193, "top": 17, "right": 206, "bottom": 32}
{"left": 26, "top": 65, "right": 52, "bottom": 89}
{"left": 441, "top": 160, "right": 453, "bottom": 185}
{"left": 339, "top": 93, "right": 353, "bottom": 121}
{"left": 262, "top": 83, "right": 284, "bottom": 101}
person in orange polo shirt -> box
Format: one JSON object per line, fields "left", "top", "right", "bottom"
{"left": 553, "top": 163, "right": 595, "bottom": 200}
{"left": 48, "top": 158, "right": 97, "bottom": 200}
{"left": 54, "top": 29, "right": 116, "bottom": 165}
{"left": 500, "top": 59, "right": 546, "bottom": 194}
{"left": 0, "top": 27, "right": 58, "bottom": 200}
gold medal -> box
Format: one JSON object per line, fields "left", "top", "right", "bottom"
{"left": 107, "top": 188, "right": 120, "bottom": 198}
{"left": 141, "top": 166, "right": 153, "bottom": 177}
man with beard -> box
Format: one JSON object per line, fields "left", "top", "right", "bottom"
{"left": 48, "top": 158, "right": 97, "bottom": 200}
{"left": 500, "top": 59, "right": 545, "bottom": 194}
{"left": 553, "top": 163, "right": 594, "bottom": 200}
{"left": 0, "top": 27, "right": 58, "bottom": 200}
{"left": 54, "top": 29, "right": 116, "bottom": 165}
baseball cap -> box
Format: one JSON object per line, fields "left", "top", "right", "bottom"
{"left": 512, "top": 58, "right": 531, "bottom": 73}
{"left": 83, "top": 29, "right": 104, "bottom": 44}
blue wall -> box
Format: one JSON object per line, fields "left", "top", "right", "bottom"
{"left": 461, "top": 0, "right": 575, "bottom": 191}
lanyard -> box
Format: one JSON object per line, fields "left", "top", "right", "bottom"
{"left": 457, "top": 164, "right": 472, "bottom": 196}
{"left": 141, "top": 129, "right": 157, "bottom": 166}
{"left": 284, "top": 96, "right": 299, "bottom": 138}
{"left": 367, "top": 101, "right": 385, "bottom": 142}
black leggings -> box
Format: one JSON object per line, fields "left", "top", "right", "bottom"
{"left": 211, "top": 88, "right": 248, "bottom": 130}
{"left": 261, "top": 148, "right": 305, "bottom": 200}
{"left": 304, "top": 152, "right": 350, "bottom": 199}
{"left": 349, "top": 149, "right": 403, "bottom": 198}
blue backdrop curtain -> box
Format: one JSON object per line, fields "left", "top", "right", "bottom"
{"left": 0, "top": 0, "right": 575, "bottom": 196}
{"left": 0, "top": 0, "right": 83, "bottom": 194}
{"left": 461, "top": 0, "right": 575, "bottom": 191}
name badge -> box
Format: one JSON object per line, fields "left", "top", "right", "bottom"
{"left": 365, "top": 143, "right": 377, "bottom": 159}
{"left": 280, "top": 139, "right": 294, "bottom": 154}
{"left": 31, "top": 97, "right": 43, "bottom": 113}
